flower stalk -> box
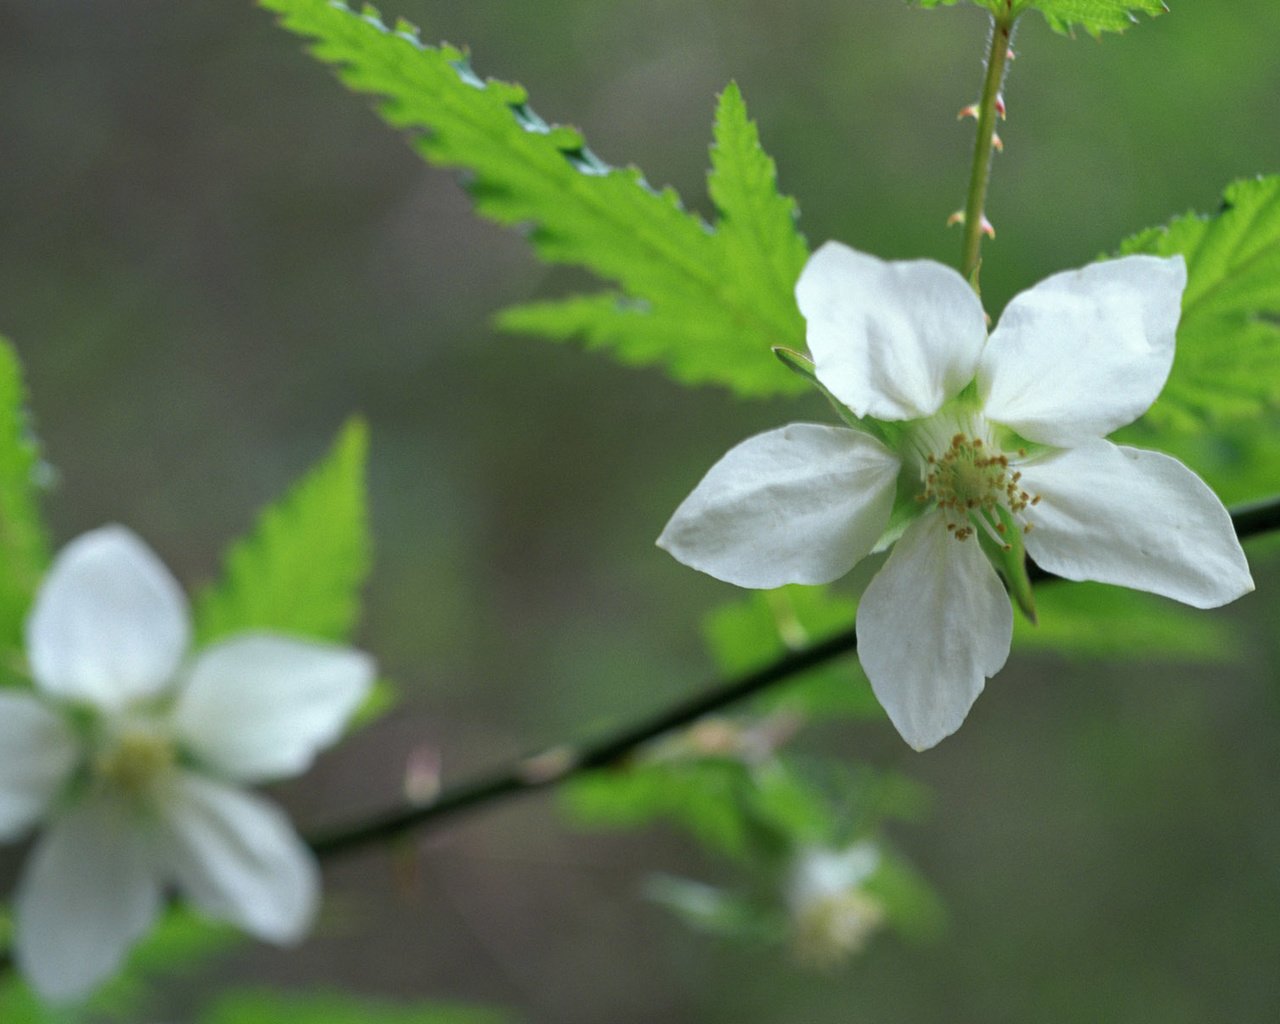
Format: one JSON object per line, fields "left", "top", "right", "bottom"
{"left": 960, "top": 6, "right": 1017, "bottom": 286}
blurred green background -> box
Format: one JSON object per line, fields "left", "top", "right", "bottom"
{"left": 1, "top": 0, "right": 1278, "bottom": 1021}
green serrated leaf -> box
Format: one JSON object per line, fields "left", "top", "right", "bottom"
{"left": 1119, "top": 176, "right": 1280, "bottom": 429}
{"left": 0, "top": 337, "right": 49, "bottom": 664}
{"left": 706, "top": 81, "right": 810, "bottom": 341}
{"left": 194, "top": 418, "right": 370, "bottom": 646}
{"left": 262, "top": 0, "right": 808, "bottom": 397}
{"left": 1030, "top": 0, "right": 1167, "bottom": 35}
{"left": 913, "top": 0, "right": 1166, "bottom": 36}
{"left": 202, "top": 991, "right": 512, "bottom": 1024}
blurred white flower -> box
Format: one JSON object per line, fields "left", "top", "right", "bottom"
{"left": 659, "top": 242, "right": 1254, "bottom": 750}
{"left": 0, "top": 526, "right": 374, "bottom": 1001}
{"left": 787, "top": 843, "right": 884, "bottom": 968}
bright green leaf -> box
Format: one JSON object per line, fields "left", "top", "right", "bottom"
{"left": 1119, "top": 176, "right": 1280, "bottom": 429}
{"left": 913, "top": 0, "right": 1167, "bottom": 36}
{"left": 705, "top": 82, "right": 810, "bottom": 345}
{"left": 202, "top": 991, "right": 512, "bottom": 1024}
{"left": 1029, "top": 0, "right": 1167, "bottom": 35}
{"left": 0, "top": 337, "right": 49, "bottom": 663}
{"left": 262, "top": 0, "right": 808, "bottom": 397}
{"left": 194, "top": 418, "right": 370, "bottom": 645}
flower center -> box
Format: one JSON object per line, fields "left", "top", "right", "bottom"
{"left": 919, "top": 432, "right": 1039, "bottom": 546}
{"left": 94, "top": 723, "right": 175, "bottom": 796}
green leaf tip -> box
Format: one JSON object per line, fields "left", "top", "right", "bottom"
{"left": 261, "top": 0, "right": 810, "bottom": 398}
{"left": 0, "top": 336, "right": 50, "bottom": 661}
{"left": 194, "top": 416, "right": 371, "bottom": 646}
{"left": 1120, "top": 175, "right": 1280, "bottom": 429}
{"left": 912, "top": 0, "right": 1168, "bottom": 37}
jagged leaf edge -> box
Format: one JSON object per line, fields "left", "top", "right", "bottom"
{"left": 260, "top": 0, "right": 807, "bottom": 397}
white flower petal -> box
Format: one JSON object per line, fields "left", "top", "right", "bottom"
{"left": 796, "top": 241, "right": 988, "bottom": 421}
{"left": 157, "top": 772, "right": 319, "bottom": 944}
{"left": 980, "top": 255, "right": 1186, "bottom": 446}
{"left": 1019, "top": 440, "right": 1254, "bottom": 608}
{"left": 0, "top": 693, "right": 79, "bottom": 840}
{"left": 15, "top": 797, "right": 162, "bottom": 1002}
{"left": 657, "top": 423, "right": 901, "bottom": 589}
{"left": 856, "top": 514, "right": 1012, "bottom": 750}
{"left": 173, "top": 635, "right": 374, "bottom": 784}
{"left": 27, "top": 526, "right": 191, "bottom": 709}
{"left": 789, "top": 843, "right": 880, "bottom": 909}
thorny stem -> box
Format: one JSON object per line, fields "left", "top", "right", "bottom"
{"left": 309, "top": 495, "right": 1280, "bottom": 860}
{"left": 960, "top": 6, "right": 1017, "bottom": 286}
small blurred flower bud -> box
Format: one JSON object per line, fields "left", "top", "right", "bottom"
{"left": 787, "top": 843, "right": 885, "bottom": 969}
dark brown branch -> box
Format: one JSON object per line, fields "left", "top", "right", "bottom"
{"left": 309, "top": 494, "right": 1280, "bottom": 859}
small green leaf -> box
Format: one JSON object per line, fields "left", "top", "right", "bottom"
{"left": 263, "top": 0, "right": 809, "bottom": 397}
{"left": 0, "top": 337, "right": 49, "bottom": 663}
{"left": 1120, "top": 176, "right": 1280, "bottom": 429}
{"left": 194, "top": 418, "right": 370, "bottom": 645}
{"left": 913, "top": 0, "right": 1167, "bottom": 36}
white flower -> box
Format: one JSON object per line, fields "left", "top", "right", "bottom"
{"left": 659, "top": 241, "right": 1254, "bottom": 750}
{"left": 0, "top": 526, "right": 375, "bottom": 1001}
{"left": 786, "top": 842, "right": 884, "bottom": 967}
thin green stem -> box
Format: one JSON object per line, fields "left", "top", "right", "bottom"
{"left": 309, "top": 495, "right": 1280, "bottom": 860}
{"left": 960, "top": 6, "right": 1016, "bottom": 285}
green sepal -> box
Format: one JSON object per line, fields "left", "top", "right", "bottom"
{"left": 873, "top": 479, "right": 930, "bottom": 554}
{"left": 975, "top": 505, "right": 1037, "bottom": 624}
{"left": 772, "top": 347, "right": 862, "bottom": 430}
{"left": 772, "top": 347, "right": 908, "bottom": 454}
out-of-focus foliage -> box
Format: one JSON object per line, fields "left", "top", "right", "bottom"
{"left": 194, "top": 417, "right": 371, "bottom": 645}
{"left": 914, "top": 0, "right": 1168, "bottom": 36}
{"left": 642, "top": 873, "right": 785, "bottom": 941}
{"left": 567, "top": 754, "right": 943, "bottom": 953}
{"left": 1012, "top": 582, "right": 1235, "bottom": 658}
{"left": 262, "top": 0, "right": 808, "bottom": 397}
{"left": 0, "top": 911, "right": 236, "bottom": 1024}
{"left": 564, "top": 756, "right": 830, "bottom": 863}
{"left": 1121, "top": 176, "right": 1280, "bottom": 428}
{"left": 703, "top": 585, "right": 879, "bottom": 721}
{"left": 0, "top": 336, "right": 48, "bottom": 666}
{"left": 201, "top": 991, "right": 513, "bottom": 1024}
